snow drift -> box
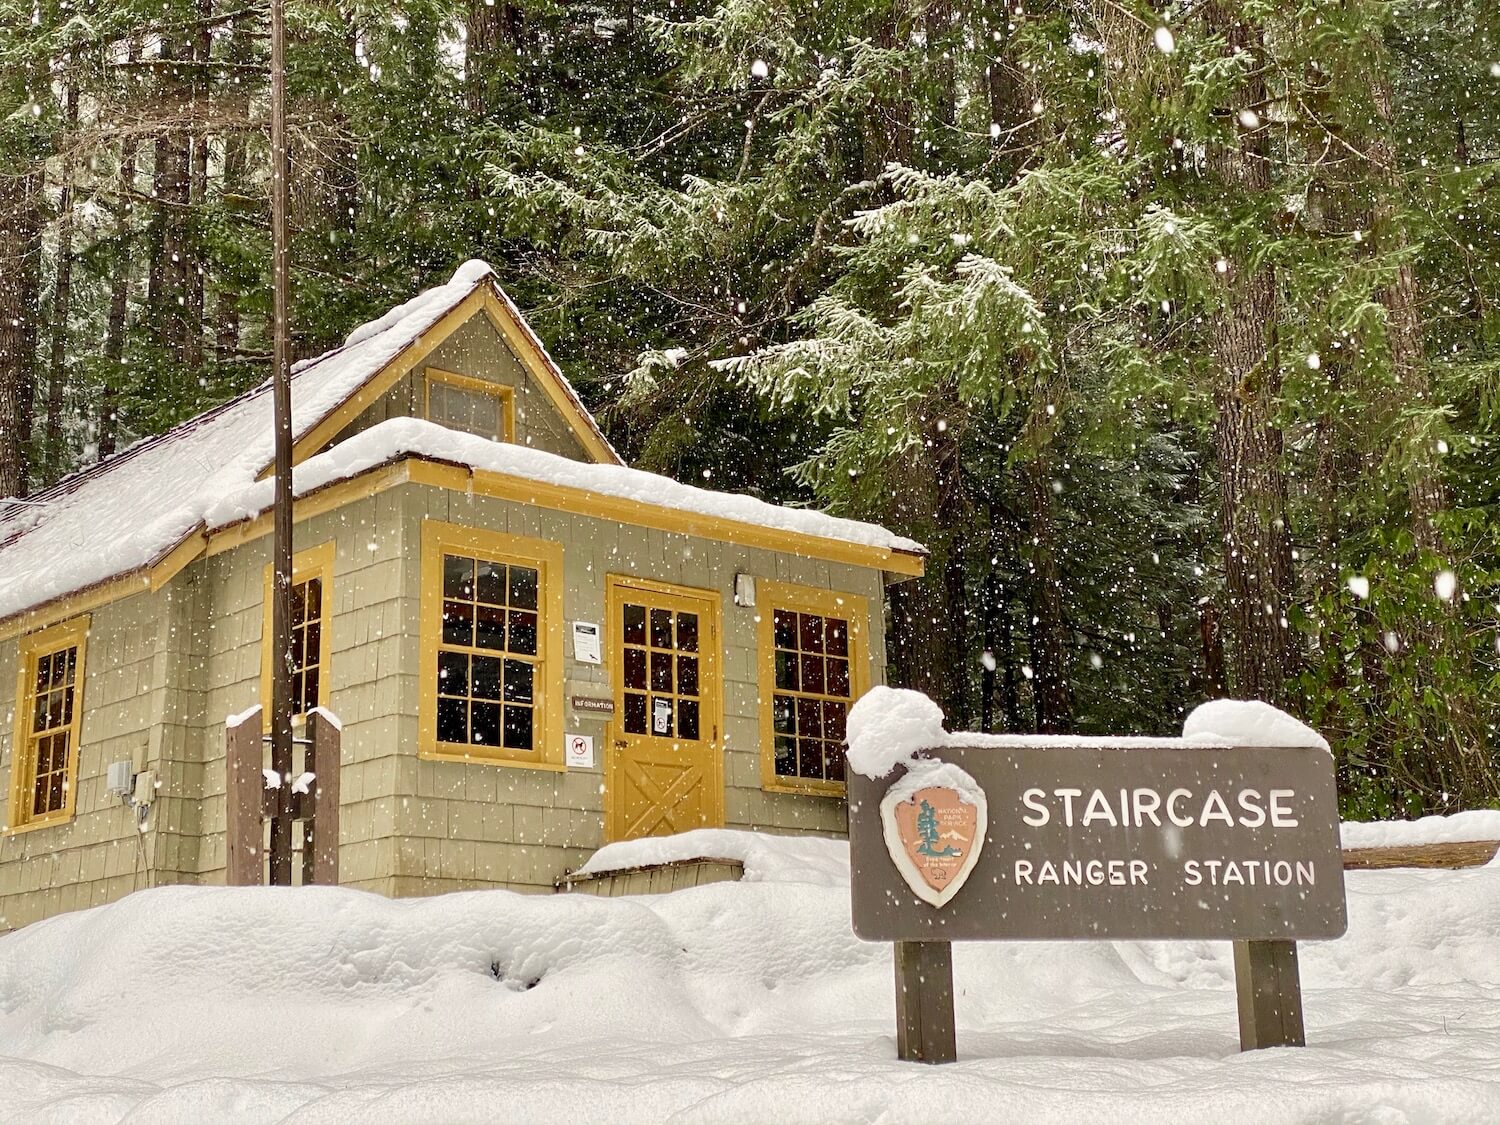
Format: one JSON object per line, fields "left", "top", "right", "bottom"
{"left": 1, "top": 831, "right": 1499, "bottom": 1123}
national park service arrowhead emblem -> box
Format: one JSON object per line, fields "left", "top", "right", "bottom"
{"left": 879, "top": 764, "right": 987, "bottom": 908}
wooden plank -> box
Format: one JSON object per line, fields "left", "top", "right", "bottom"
{"left": 1233, "top": 939, "right": 1305, "bottom": 1050}
{"left": 307, "top": 710, "right": 341, "bottom": 886}
{"left": 225, "top": 709, "right": 264, "bottom": 886}
{"left": 893, "top": 940, "right": 957, "bottom": 1064}
{"left": 1342, "top": 840, "right": 1499, "bottom": 870}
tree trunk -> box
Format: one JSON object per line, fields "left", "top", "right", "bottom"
{"left": 1206, "top": 4, "right": 1296, "bottom": 707}
{"left": 1023, "top": 455, "right": 1072, "bottom": 731}
{"left": 0, "top": 164, "right": 43, "bottom": 497}
{"left": 147, "top": 35, "right": 193, "bottom": 373}
{"left": 44, "top": 80, "right": 80, "bottom": 483}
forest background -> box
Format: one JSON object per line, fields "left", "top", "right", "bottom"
{"left": 1, "top": 0, "right": 1497, "bottom": 816}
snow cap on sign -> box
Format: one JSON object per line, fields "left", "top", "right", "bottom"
{"left": 1180, "top": 699, "right": 1328, "bottom": 751}
{"left": 846, "top": 686, "right": 948, "bottom": 779}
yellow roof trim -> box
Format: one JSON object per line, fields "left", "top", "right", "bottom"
{"left": 281, "top": 282, "right": 621, "bottom": 478}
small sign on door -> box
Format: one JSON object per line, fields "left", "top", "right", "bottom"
{"left": 565, "top": 733, "right": 594, "bottom": 768}
{"left": 652, "top": 697, "right": 672, "bottom": 734}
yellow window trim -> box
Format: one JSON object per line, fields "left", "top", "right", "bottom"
{"left": 259, "top": 540, "right": 337, "bottom": 719}
{"left": 756, "top": 581, "right": 871, "bottom": 798}
{"left": 418, "top": 520, "right": 565, "bottom": 770}
{"left": 7, "top": 615, "right": 90, "bottom": 834}
{"left": 424, "top": 366, "right": 516, "bottom": 443}
{"left": 285, "top": 286, "right": 621, "bottom": 473}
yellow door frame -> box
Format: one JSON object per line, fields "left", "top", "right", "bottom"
{"left": 603, "top": 574, "right": 724, "bottom": 841}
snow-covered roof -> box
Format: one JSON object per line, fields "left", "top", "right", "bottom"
{"left": 0, "top": 264, "right": 922, "bottom": 627}
{"left": 202, "top": 417, "right": 926, "bottom": 561}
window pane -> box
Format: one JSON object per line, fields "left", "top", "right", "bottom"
{"left": 471, "top": 701, "right": 501, "bottom": 746}
{"left": 304, "top": 622, "right": 321, "bottom": 667}
{"left": 304, "top": 577, "right": 322, "bottom": 620}
{"left": 774, "top": 737, "right": 797, "bottom": 777}
{"left": 508, "top": 611, "right": 538, "bottom": 656}
{"left": 650, "top": 651, "right": 673, "bottom": 693}
{"left": 290, "top": 581, "right": 307, "bottom": 627}
{"left": 825, "top": 746, "right": 846, "bottom": 783}
{"left": 35, "top": 737, "right": 51, "bottom": 776}
{"left": 471, "top": 655, "right": 502, "bottom": 700}
{"left": 623, "top": 692, "right": 647, "bottom": 734}
{"left": 502, "top": 659, "right": 533, "bottom": 703}
{"left": 799, "top": 613, "right": 824, "bottom": 653}
{"left": 47, "top": 691, "right": 64, "bottom": 729}
{"left": 291, "top": 628, "right": 306, "bottom": 670}
{"left": 823, "top": 700, "right": 848, "bottom": 743}
{"left": 443, "top": 555, "right": 474, "bottom": 599}
{"left": 502, "top": 705, "right": 533, "bottom": 750}
{"left": 623, "top": 648, "right": 647, "bottom": 690}
{"left": 825, "top": 617, "right": 849, "bottom": 657}
{"left": 650, "top": 608, "right": 673, "bottom": 650}
{"left": 63, "top": 649, "right": 76, "bottom": 685}
{"left": 799, "top": 739, "right": 826, "bottom": 781}
{"left": 796, "top": 697, "right": 823, "bottom": 740}
{"left": 32, "top": 692, "right": 49, "bottom": 733}
{"left": 475, "top": 604, "right": 506, "bottom": 651}
{"left": 800, "top": 653, "right": 826, "bottom": 696}
{"left": 774, "top": 650, "right": 799, "bottom": 692}
{"left": 301, "top": 667, "right": 319, "bottom": 712}
{"left": 773, "top": 610, "right": 797, "bottom": 651}
{"left": 622, "top": 604, "right": 646, "bottom": 645}
{"left": 438, "top": 651, "right": 469, "bottom": 697}
{"left": 676, "top": 656, "right": 699, "bottom": 697}
{"left": 676, "top": 613, "right": 698, "bottom": 653}
{"left": 826, "top": 657, "right": 850, "bottom": 699}
{"left": 32, "top": 775, "right": 49, "bottom": 817}
{"left": 678, "top": 699, "right": 700, "bottom": 741}
{"left": 437, "top": 697, "right": 467, "bottom": 743}
{"left": 773, "top": 695, "right": 795, "bottom": 735}
{"left": 442, "top": 601, "right": 473, "bottom": 646}
{"left": 33, "top": 658, "right": 48, "bottom": 694}
{"left": 508, "top": 566, "right": 538, "bottom": 611}
{"left": 476, "top": 561, "right": 506, "bottom": 606}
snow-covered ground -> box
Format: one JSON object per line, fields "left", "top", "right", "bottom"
{"left": 1, "top": 832, "right": 1498, "bottom": 1123}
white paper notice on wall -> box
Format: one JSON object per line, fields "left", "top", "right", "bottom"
{"left": 572, "top": 621, "right": 602, "bottom": 664}
{"left": 653, "top": 697, "right": 672, "bottom": 734}
{"left": 565, "top": 733, "right": 594, "bottom": 769}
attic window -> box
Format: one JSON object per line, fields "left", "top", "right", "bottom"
{"left": 425, "top": 368, "right": 514, "bottom": 443}
{"left": 9, "top": 616, "right": 89, "bottom": 832}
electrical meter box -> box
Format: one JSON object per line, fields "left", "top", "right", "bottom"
{"left": 106, "top": 760, "right": 134, "bottom": 797}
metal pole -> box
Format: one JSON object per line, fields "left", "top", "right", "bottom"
{"left": 267, "top": 0, "right": 294, "bottom": 885}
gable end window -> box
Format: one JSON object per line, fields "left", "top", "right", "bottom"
{"left": 758, "top": 583, "right": 870, "bottom": 797}
{"left": 419, "top": 521, "right": 564, "bottom": 769}
{"left": 9, "top": 616, "right": 89, "bottom": 831}
{"left": 261, "top": 541, "right": 336, "bottom": 719}
{"left": 424, "top": 367, "right": 514, "bottom": 444}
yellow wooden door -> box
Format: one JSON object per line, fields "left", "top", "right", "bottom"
{"left": 605, "top": 577, "right": 723, "bottom": 841}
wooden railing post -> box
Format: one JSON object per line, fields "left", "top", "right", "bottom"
{"left": 1234, "top": 939, "right": 1305, "bottom": 1050}
{"left": 893, "top": 939, "right": 957, "bottom": 1064}
{"left": 306, "top": 709, "right": 341, "bottom": 885}
{"left": 225, "top": 706, "right": 265, "bottom": 886}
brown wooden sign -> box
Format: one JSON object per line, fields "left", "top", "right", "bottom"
{"left": 848, "top": 740, "right": 1347, "bottom": 1062}
{"left": 570, "top": 695, "right": 616, "bottom": 715}
{"left": 849, "top": 743, "right": 1347, "bottom": 943}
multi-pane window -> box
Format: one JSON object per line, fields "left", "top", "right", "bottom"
{"left": 436, "top": 553, "right": 539, "bottom": 752}
{"left": 26, "top": 648, "right": 78, "bottom": 818}
{"left": 10, "top": 617, "right": 88, "bottom": 830}
{"left": 288, "top": 576, "right": 324, "bottom": 717}
{"left": 619, "top": 602, "right": 701, "bottom": 741}
{"left": 261, "top": 542, "right": 334, "bottom": 720}
{"left": 771, "top": 609, "right": 852, "bottom": 783}
{"left": 426, "top": 368, "right": 512, "bottom": 443}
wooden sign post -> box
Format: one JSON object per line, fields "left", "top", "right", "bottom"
{"left": 848, "top": 741, "right": 1346, "bottom": 1062}
{"left": 226, "top": 706, "right": 341, "bottom": 886}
